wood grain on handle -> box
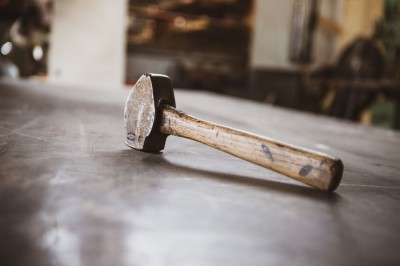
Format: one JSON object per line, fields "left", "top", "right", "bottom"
{"left": 160, "top": 105, "right": 343, "bottom": 191}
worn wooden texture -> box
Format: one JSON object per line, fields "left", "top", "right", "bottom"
{"left": 160, "top": 105, "right": 343, "bottom": 191}
{"left": 0, "top": 79, "right": 400, "bottom": 266}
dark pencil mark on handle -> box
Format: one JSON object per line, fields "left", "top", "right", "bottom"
{"left": 299, "top": 165, "right": 313, "bottom": 176}
{"left": 261, "top": 144, "right": 274, "bottom": 161}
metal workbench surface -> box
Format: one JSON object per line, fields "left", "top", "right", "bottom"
{"left": 1, "top": 79, "right": 399, "bottom": 266}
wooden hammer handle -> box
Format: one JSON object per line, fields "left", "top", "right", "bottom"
{"left": 160, "top": 105, "right": 343, "bottom": 191}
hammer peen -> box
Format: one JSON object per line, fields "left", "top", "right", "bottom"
{"left": 124, "top": 74, "right": 343, "bottom": 191}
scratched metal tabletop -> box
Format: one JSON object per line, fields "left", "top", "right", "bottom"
{"left": 0, "top": 79, "right": 399, "bottom": 266}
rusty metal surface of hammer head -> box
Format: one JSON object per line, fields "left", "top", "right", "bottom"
{"left": 124, "top": 73, "right": 176, "bottom": 152}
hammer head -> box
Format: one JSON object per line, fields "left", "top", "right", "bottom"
{"left": 124, "top": 73, "right": 176, "bottom": 152}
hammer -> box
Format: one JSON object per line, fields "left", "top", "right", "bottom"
{"left": 124, "top": 74, "right": 343, "bottom": 191}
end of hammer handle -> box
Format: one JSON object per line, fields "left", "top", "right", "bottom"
{"left": 327, "top": 159, "right": 343, "bottom": 192}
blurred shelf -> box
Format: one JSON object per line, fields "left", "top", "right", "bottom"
{"left": 126, "top": 0, "right": 253, "bottom": 92}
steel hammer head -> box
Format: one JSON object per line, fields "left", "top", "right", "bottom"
{"left": 124, "top": 73, "right": 176, "bottom": 152}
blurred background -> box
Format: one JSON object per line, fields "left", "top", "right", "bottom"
{"left": 1, "top": 0, "right": 399, "bottom": 129}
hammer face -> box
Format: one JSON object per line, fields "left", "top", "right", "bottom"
{"left": 124, "top": 74, "right": 155, "bottom": 150}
